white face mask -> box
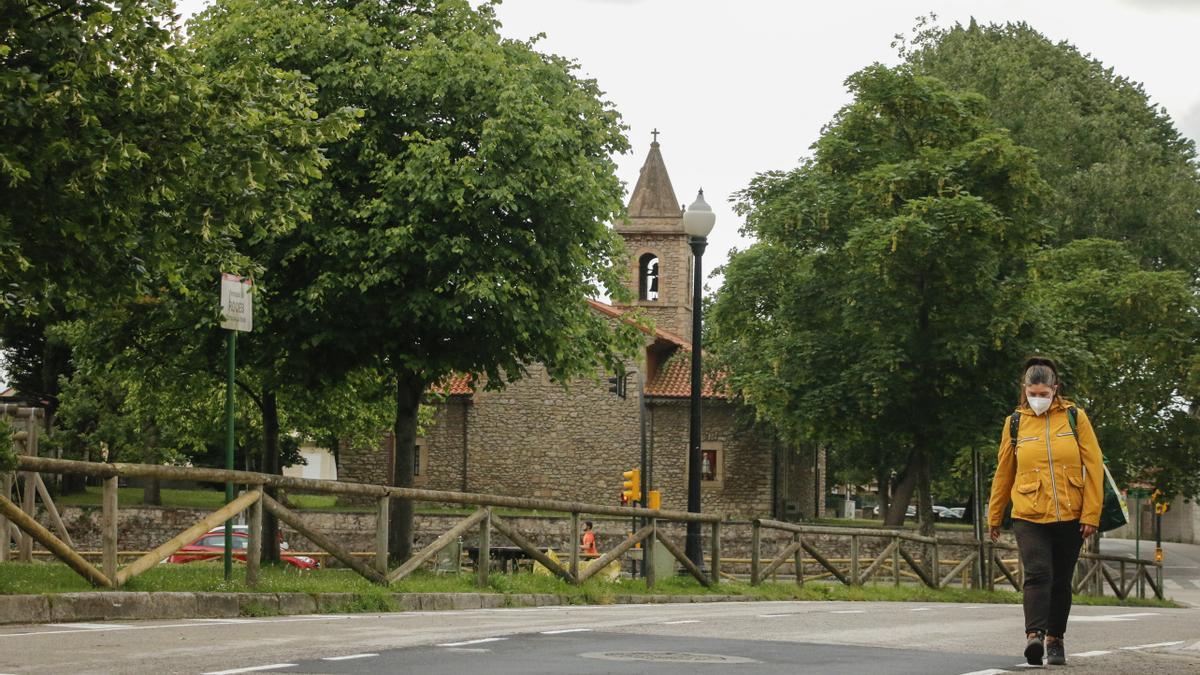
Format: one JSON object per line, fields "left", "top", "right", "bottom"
{"left": 1028, "top": 395, "right": 1053, "bottom": 416}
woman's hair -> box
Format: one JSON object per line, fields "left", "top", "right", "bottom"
{"left": 1018, "top": 356, "right": 1061, "bottom": 407}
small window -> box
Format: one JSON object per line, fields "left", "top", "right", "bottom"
{"left": 414, "top": 439, "right": 429, "bottom": 486}
{"left": 701, "top": 449, "right": 718, "bottom": 482}
{"left": 638, "top": 253, "right": 659, "bottom": 301}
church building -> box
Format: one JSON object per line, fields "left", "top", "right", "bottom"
{"left": 337, "top": 140, "right": 825, "bottom": 519}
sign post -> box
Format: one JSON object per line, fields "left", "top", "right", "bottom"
{"left": 220, "top": 274, "right": 253, "bottom": 581}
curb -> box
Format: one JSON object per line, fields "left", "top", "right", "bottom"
{"left": 0, "top": 592, "right": 754, "bottom": 625}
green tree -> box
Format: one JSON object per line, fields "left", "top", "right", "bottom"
{"left": 190, "top": 0, "right": 644, "bottom": 561}
{"left": 710, "top": 65, "right": 1046, "bottom": 532}
{"left": 900, "top": 19, "right": 1200, "bottom": 498}
{"left": 0, "top": 0, "right": 346, "bottom": 313}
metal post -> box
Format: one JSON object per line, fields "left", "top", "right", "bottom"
{"left": 639, "top": 371, "right": 648, "bottom": 508}
{"left": 1155, "top": 509, "right": 1162, "bottom": 594}
{"left": 1134, "top": 494, "right": 1143, "bottom": 598}
{"left": 685, "top": 236, "right": 707, "bottom": 569}
{"left": 794, "top": 532, "right": 803, "bottom": 586}
{"left": 224, "top": 330, "right": 236, "bottom": 581}
{"left": 971, "top": 446, "right": 985, "bottom": 589}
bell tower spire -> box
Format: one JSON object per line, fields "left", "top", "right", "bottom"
{"left": 612, "top": 133, "right": 693, "bottom": 337}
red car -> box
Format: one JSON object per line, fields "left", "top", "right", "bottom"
{"left": 166, "top": 525, "right": 319, "bottom": 569}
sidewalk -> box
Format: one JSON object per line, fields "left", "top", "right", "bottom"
{"left": 1102, "top": 538, "right": 1200, "bottom": 607}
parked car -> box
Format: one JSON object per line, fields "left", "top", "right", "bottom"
{"left": 947, "top": 507, "right": 966, "bottom": 519}
{"left": 166, "top": 525, "right": 319, "bottom": 569}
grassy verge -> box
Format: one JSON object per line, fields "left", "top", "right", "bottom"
{"left": 0, "top": 561, "right": 1178, "bottom": 609}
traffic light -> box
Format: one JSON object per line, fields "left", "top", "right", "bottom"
{"left": 621, "top": 469, "right": 640, "bottom": 503}
{"left": 607, "top": 374, "right": 627, "bottom": 399}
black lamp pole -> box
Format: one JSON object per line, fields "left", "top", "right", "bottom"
{"left": 685, "top": 234, "right": 707, "bottom": 569}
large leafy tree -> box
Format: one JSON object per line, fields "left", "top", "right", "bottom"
{"left": 901, "top": 19, "right": 1200, "bottom": 498}
{"left": 710, "top": 65, "right": 1046, "bottom": 532}
{"left": 190, "top": 0, "right": 644, "bottom": 562}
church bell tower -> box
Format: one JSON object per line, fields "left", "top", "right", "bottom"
{"left": 612, "top": 135, "right": 694, "bottom": 337}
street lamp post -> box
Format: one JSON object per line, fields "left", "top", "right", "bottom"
{"left": 682, "top": 189, "right": 715, "bottom": 570}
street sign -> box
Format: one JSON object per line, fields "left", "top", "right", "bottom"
{"left": 220, "top": 274, "right": 253, "bottom": 332}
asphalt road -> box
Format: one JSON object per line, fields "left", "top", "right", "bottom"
{"left": 2, "top": 599, "right": 1198, "bottom": 674}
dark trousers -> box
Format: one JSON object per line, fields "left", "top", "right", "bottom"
{"left": 1012, "top": 519, "right": 1084, "bottom": 638}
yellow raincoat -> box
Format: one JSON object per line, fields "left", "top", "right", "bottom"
{"left": 987, "top": 398, "right": 1105, "bottom": 527}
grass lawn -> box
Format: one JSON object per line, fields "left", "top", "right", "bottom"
{"left": 0, "top": 561, "right": 1178, "bottom": 610}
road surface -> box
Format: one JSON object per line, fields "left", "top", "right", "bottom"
{"left": 1, "top": 599, "right": 1197, "bottom": 674}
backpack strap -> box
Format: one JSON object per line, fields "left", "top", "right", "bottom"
{"left": 1009, "top": 411, "right": 1021, "bottom": 453}
{"left": 1068, "top": 405, "right": 1086, "bottom": 478}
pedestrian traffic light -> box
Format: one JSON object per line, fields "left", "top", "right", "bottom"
{"left": 607, "top": 373, "right": 627, "bottom": 399}
{"left": 622, "top": 469, "right": 640, "bottom": 503}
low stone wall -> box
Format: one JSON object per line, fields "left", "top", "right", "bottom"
{"left": 25, "top": 505, "right": 999, "bottom": 576}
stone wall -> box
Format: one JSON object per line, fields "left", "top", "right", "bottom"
{"left": 619, "top": 232, "right": 694, "bottom": 338}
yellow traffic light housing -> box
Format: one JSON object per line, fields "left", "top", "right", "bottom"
{"left": 622, "top": 469, "right": 641, "bottom": 503}
{"left": 647, "top": 490, "right": 662, "bottom": 510}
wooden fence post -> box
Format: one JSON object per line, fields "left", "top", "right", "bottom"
{"left": 750, "top": 520, "right": 761, "bottom": 586}
{"left": 793, "top": 532, "right": 803, "bottom": 586}
{"left": 709, "top": 521, "right": 720, "bottom": 586}
{"left": 569, "top": 512, "right": 580, "bottom": 582}
{"left": 849, "top": 535, "right": 860, "bottom": 586}
{"left": 247, "top": 489, "right": 262, "bottom": 588}
{"left": 376, "top": 496, "right": 390, "bottom": 575}
{"left": 477, "top": 508, "right": 491, "bottom": 587}
{"left": 0, "top": 471, "right": 10, "bottom": 562}
{"left": 645, "top": 517, "right": 657, "bottom": 589}
{"left": 893, "top": 535, "right": 901, "bottom": 587}
{"left": 931, "top": 539, "right": 940, "bottom": 589}
{"left": 102, "top": 476, "right": 118, "bottom": 581}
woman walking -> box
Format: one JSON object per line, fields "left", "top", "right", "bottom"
{"left": 988, "top": 357, "right": 1104, "bottom": 666}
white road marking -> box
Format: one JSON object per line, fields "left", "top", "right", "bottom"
{"left": 958, "top": 669, "right": 1011, "bottom": 675}
{"left": 540, "top": 628, "right": 591, "bottom": 634}
{"left": 322, "top": 653, "right": 378, "bottom": 661}
{"left": 194, "top": 619, "right": 265, "bottom": 624}
{"left": 1012, "top": 663, "right": 1044, "bottom": 669}
{"left": 1071, "top": 612, "right": 1159, "bottom": 622}
{"left": 909, "top": 607, "right": 934, "bottom": 611}
{"left": 47, "top": 623, "right": 131, "bottom": 630}
{"left": 1072, "top": 650, "right": 1112, "bottom": 657}
{"left": 438, "top": 637, "right": 507, "bottom": 647}
{"left": 1119, "top": 641, "right": 1185, "bottom": 650}
{"left": 758, "top": 613, "right": 793, "bottom": 618}
{"left": 445, "top": 648, "right": 491, "bottom": 653}
{"left": 660, "top": 620, "right": 701, "bottom": 624}
{"left": 830, "top": 610, "right": 865, "bottom": 614}
{"left": 202, "top": 665, "right": 297, "bottom": 675}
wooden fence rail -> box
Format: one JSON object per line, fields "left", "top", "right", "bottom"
{"left": 1, "top": 408, "right": 1164, "bottom": 600}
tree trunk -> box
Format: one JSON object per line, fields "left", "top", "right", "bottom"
{"left": 142, "top": 422, "right": 161, "bottom": 506}
{"left": 876, "top": 465, "right": 891, "bottom": 521}
{"left": 262, "top": 388, "right": 281, "bottom": 564}
{"left": 389, "top": 369, "right": 424, "bottom": 564}
{"left": 884, "top": 449, "right": 920, "bottom": 526}
{"left": 916, "top": 452, "right": 935, "bottom": 537}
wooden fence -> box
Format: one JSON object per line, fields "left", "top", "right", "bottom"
{"left": 2, "top": 405, "right": 1163, "bottom": 600}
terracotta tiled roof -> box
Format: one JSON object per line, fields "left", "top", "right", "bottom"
{"left": 586, "top": 299, "right": 726, "bottom": 400}
{"left": 430, "top": 373, "right": 473, "bottom": 396}
{"left": 644, "top": 349, "right": 725, "bottom": 399}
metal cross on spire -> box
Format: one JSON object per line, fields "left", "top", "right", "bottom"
{"left": 651, "top": 128, "right": 660, "bottom": 144}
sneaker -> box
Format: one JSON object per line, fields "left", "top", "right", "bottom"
{"left": 1046, "top": 638, "right": 1066, "bottom": 665}
{"left": 1024, "top": 632, "right": 1045, "bottom": 666}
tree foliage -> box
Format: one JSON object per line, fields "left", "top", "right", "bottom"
{"left": 711, "top": 65, "right": 1046, "bottom": 530}
{"left": 189, "top": 0, "right": 644, "bottom": 561}
{"left": 901, "top": 19, "right": 1200, "bottom": 498}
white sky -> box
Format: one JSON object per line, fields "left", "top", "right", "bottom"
{"left": 4, "top": 0, "right": 1197, "bottom": 389}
